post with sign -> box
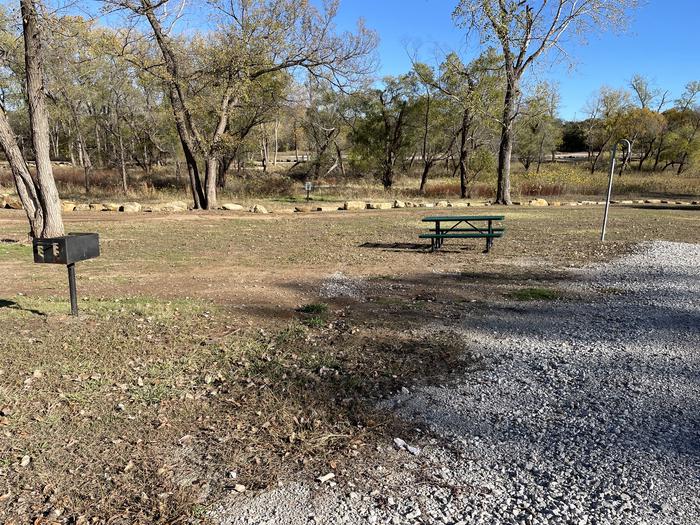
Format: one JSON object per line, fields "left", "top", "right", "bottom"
{"left": 305, "top": 181, "right": 313, "bottom": 201}
{"left": 32, "top": 233, "right": 100, "bottom": 315}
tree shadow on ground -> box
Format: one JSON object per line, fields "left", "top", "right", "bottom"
{"left": 0, "top": 299, "right": 46, "bottom": 316}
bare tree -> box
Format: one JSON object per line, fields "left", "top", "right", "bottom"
{"left": 454, "top": 0, "right": 639, "bottom": 204}
{"left": 107, "top": 0, "right": 376, "bottom": 209}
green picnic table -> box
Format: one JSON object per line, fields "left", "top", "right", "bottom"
{"left": 419, "top": 215, "right": 505, "bottom": 253}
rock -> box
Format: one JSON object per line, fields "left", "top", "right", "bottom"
{"left": 644, "top": 199, "right": 661, "bottom": 204}
{"left": 221, "top": 203, "right": 244, "bottom": 211}
{"left": 89, "top": 203, "right": 106, "bottom": 211}
{"left": 120, "top": 202, "right": 142, "bottom": 213}
{"left": 233, "top": 484, "right": 246, "bottom": 493}
{"left": 343, "top": 201, "right": 365, "bottom": 210}
{"left": 405, "top": 509, "right": 421, "bottom": 520}
{"left": 102, "top": 202, "right": 121, "bottom": 212}
{"left": 317, "top": 473, "right": 335, "bottom": 484}
{"left": 393, "top": 437, "right": 407, "bottom": 450}
{"left": 529, "top": 198, "right": 549, "bottom": 207}
{"left": 4, "top": 196, "right": 23, "bottom": 209}
{"left": 451, "top": 201, "right": 471, "bottom": 208}
{"left": 406, "top": 445, "right": 421, "bottom": 456}
{"left": 551, "top": 201, "right": 561, "bottom": 207}
{"left": 418, "top": 202, "right": 434, "bottom": 208}
{"left": 20, "top": 455, "right": 31, "bottom": 468}
{"left": 250, "top": 204, "right": 269, "bottom": 214}
{"left": 366, "top": 202, "right": 392, "bottom": 210}
{"left": 315, "top": 206, "right": 336, "bottom": 212}
{"left": 435, "top": 200, "right": 450, "bottom": 208}
{"left": 74, "top": 204, "right": 90, "bottom": 212}
{"left": 61, "top": 201, "right": 76, "bottom": 212}
{"left": 393, "top": 200, "right": 406, "bottom": 208}
{"left": 294, "top": 206, "right": 312, "bottom": 213}
{"left": 161, "top": 201, "right": 188, "bottom": 212}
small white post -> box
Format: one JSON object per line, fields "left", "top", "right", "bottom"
{"left": 601, "top": 139, "right": 631, "bottom": 242}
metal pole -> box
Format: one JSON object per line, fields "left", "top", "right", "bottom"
{"left": 67, "top": 263, "right": 78, "bottom": 316}
{"left": 601, "top": 139, "right": 631, "bottom": 242}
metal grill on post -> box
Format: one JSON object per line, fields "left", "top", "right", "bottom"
{"left": 32, "top": 233, "right": 100, "bottom": 315}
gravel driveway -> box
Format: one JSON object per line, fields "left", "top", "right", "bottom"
{"left": 214, "top": 241, "right": 700, "bottom": 525}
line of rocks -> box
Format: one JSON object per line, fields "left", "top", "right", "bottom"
{"left": 2, "top": 192, "right": 699, "bottom": 215}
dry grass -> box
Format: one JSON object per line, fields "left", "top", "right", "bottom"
{"left": 0, "top": 297, "right": 472, "bottom": 523}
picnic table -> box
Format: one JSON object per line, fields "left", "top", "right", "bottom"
{"left": 419, "top": 215, "right": 505, "bottom": 253}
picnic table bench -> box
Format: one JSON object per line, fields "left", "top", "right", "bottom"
{"left": 419, "top": 215, "right": 505, "bottom": 253}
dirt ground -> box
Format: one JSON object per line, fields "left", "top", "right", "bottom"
{"left": 0, "top": 204, "right": 699, "bottom": 523}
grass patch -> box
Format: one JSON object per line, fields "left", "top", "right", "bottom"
{"left": 297, "top": 302, "right": 329, "bottom": 315}
{"left": 508, "top": 287, "right": 562, "bottom": 301}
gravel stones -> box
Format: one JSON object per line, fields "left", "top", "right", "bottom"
{"left": 213, "top": 241, "right": 700, "bottom": 525}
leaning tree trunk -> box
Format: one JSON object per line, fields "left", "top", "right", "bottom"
{"left": 0, "top": 107, "right": 43, "bottom": 237}
{"left": 21, "top": 0, "right": 63, "bottom": 237}
{"left": 495, "top": 79, "right": 517, "bottom": 205}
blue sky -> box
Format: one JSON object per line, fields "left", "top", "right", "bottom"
{"left": 331, "top": 0, "right": 699, "bottom": 120}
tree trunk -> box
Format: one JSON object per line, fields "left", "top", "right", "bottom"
{"left": 143, "top": 7, "right": 206, "bottom": 209}
{"left": 419, "top": 160, "right": 433, "bottom": 194}
{"left": 273, "top": 118, "right": 279, "bottom": 166}
{"left": 118, "top": 129, "right": 128, "bottom": 194}
{"left": 80, "top": 139, "right": 92, "bottom": 195}
{"left": 459, "top": 109, "right": 470, "bottom": 199}
{"left": 0, "top": 107, "right": 43, "bottom": 237}
{"left": 21, "top": 0, "right": 63, "bottom": 237}
{"left": 335, "top": 142, "right": 345, "bottom": 178}
{"left": 496, "top": 78, "right": 517, "bottom": 205}
{"left": 204, "top": 156, "right": 218, "bottom": 209}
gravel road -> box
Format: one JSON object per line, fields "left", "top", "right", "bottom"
{"left": 213, "top": 241, "right": 700, "bottom": 525}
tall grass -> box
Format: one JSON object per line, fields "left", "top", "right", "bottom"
{"left": 1, "top": 161, "right": 698, "bottom": 203}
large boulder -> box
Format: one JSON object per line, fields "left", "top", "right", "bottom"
{"left": 161, "top": 201, "right": 189, "bottom": 212}
{"left": 366, "top": 202, "right": 392, "bottom": 210}
{"left": 74, "top": 203, "right": 91, "bottom": 212}
{"left": 102, "top": 202, "right": 121, "bottom": 211}
{"left": 343, "top": 201, "right": 365, "bottom": 210}
{"left": 315, "top": 206, "right": 337, "bottom": 212}
{"left": 120, "top": 202, "right": 142, "bottom": 213}
{"left": 250, "top": 204, "right": 269, "bottom": 214}
{"left": 435, "top": 200, "right": 450, "bottom": 208}
{"left": 393, "top": 200, "right": 406, "bottom": 208}
{"left": 89, "top": 203, "right": 106, "bottom": 211}
{"left": 0, "top": 194, "right": 6, "bottom": 208}
{"left": 528, "top": 198, "right": 549, "bottom": 207}
{"left": 221, "top": 203, "right": 244, "bottom": 211}
{"left": 294, "top": 206, "right": 312, "bottom": 213}
{"left": 61, "top": 201, "right": 76, "bottom": 212}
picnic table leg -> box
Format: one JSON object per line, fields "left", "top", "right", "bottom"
{"left": 484, "top": 220, "right": 493, "bottom": 253}
{"left": 437, "top": 221, "right": 442, "bottom": 249}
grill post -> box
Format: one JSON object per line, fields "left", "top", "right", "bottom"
{"left": 67, "top": 263, "right": 78, "bottom": 316}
